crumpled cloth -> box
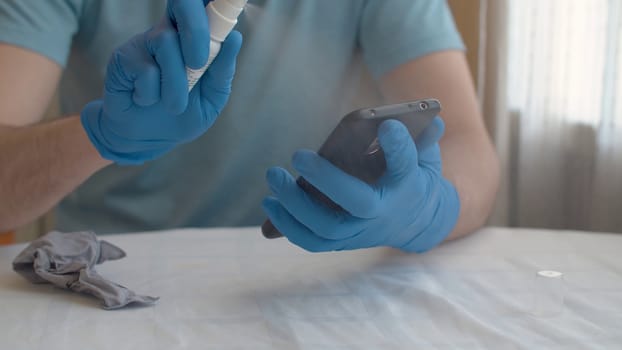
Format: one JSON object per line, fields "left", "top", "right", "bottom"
{"left": 12, "top": 231, "right": 158, "bottom": 310}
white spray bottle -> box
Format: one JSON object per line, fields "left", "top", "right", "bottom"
{"left": 186, "top": 0, "right": 248, "bottom": 91}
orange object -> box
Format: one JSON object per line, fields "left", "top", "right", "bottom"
{"left": 0, "top": 231, "right": 15, "bottom": 245}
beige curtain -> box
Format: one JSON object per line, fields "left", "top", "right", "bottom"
{"left": 482, "top": 0, "right": 622, "bottom": 232}
{"left": 478, "top": 0, "right": 511, "bottom": 226}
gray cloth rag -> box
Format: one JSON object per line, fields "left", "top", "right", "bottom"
{"left": 12, "top": 231, "right": 158, "bottom": 310}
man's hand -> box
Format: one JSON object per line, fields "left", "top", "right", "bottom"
{"left": 81, "top": 0, "right": 242, "bottom": 165}
{"left": 262, "top": 117, "right": 461, "bottom": 253}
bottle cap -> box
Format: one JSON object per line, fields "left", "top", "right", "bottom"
{"left": 207, "top": 0, "right": 247, "bottom": 42}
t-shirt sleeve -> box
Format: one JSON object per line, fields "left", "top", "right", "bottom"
{"left": 0, "top": 0, "right": 84, "bottom": 67}
{"left": 358, "top": 0, "right": 465, "bottom": 79}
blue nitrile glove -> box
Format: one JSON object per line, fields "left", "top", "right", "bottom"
{"left": 262, "top": 117, "right": 461, "bottom": 253}
{"left": 81, "top": 0, "right": 242, "bottom": 165}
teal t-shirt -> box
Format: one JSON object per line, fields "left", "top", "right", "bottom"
{"left": 0, "top": 0, "right": 464, "bottom": 233}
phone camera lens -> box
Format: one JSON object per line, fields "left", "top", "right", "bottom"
{"left": 419, "top": 102, "right": 428, "bottom": 110}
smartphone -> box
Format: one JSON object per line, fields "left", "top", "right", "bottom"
{"left": 261, "top": 98, "right": 441, "bottom": 239}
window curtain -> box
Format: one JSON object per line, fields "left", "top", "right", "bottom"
{"left": 483, "top": 0, "right": 622, "bottom": 232}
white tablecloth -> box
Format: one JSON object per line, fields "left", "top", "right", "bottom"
{"left": 1, "top": 227, "right": 621, "bottom": 349}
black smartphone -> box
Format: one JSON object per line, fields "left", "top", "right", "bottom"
{"left": 261, "top": 98, "right": 441, "bottom": 239}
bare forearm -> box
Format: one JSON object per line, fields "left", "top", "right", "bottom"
{"left": 441, "top": 129, "right": 499, "bottom": 239}
{"left": 0, "top": 116, "right": 110, "bottom": 231}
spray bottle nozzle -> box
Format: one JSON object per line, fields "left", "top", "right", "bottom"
{"left": 186, "top": 0, "right": 248, "bottom": 91}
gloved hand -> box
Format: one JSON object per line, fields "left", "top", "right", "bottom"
{"left": 81, "top": 0, "right": 243, "bottom": 165}
{"left": 262, "top": 117, "right": 460, "bottom": 253}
